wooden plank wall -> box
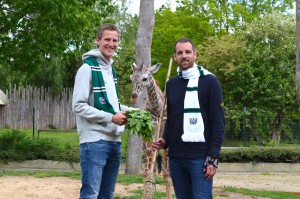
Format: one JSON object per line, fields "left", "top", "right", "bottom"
{"left": 0, "top": 86, "right": 75, "bottom": 130}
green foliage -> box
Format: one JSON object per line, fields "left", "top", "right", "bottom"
{"left": 221, "top": 147, "right": 300, "bottom": 163}
{"left": 150, "top": 0, "right": 294, "bottom": 90}
{"left": 0, "top": 0, "right": 296, "bottom": 101}
{"left": 116, "top": 173, "right": 165, "bottom": 185}
{"left": 197, "top": 34, "right": 247, "bottom": 76}
{"left": 197, "top": 11, "right": 296, "bottom": 110}
{"left": 0, "top": 170, "right": 81, "bottom": 179}
{"left": 1, "top": 128, "right": 300, "bottom": 164}
{"left": 235, "top": 12, "right": 296, "bottom": 109}
{"left": 0, "top": 129, "right": 78, "bottom": 163}
{"left": 152, "top": 7, "right": 215, "bottom": 89}
{"left": 224, "top": 187, "right": 300, "bottom": 199}
{"left": 0, "top": 128, "right": 132, "bottom": 163}
{"left": 113, "top": 3, "right": 138, "bottom": 105}
{"left": 125, "top": 110, "right": 154, "bottom": 142}
{"left": 197, "top": 34, "right": 247, "bottom": 109}
{"left": 113, "top": 186, "right": 173, "bottom": 199}
{"left": 234, "top": 12, "right": 296, "bottom": 142}
{"left": 0, "top": 0, "right": 116, "bottom": 91}
{"left": 198, "top": 11, "right": 297, "bottom": 143}
{"left": 121, "top": 131, "right": 130, "bottom": 161}
{"left": 176, "top": 0, "right": 294, "bottom": 34}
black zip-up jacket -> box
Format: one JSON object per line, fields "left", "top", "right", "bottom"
{"left": 163, "top": 74, "right": 225, "bottom": 159}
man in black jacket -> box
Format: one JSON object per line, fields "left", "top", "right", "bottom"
{"left": 152, "top": 38, "right": 225, "bottom": 199}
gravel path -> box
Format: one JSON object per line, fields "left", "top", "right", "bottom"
{"left": 0, "top": 172, "right": 299, "bottom": 199}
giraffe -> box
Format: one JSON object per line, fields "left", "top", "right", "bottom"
{"left": 130, "top": 62, "right": 172, "bottom": 198}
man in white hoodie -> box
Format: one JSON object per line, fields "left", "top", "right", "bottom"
{"left": 72, "top": 24, "right": 134, "bottom": 199}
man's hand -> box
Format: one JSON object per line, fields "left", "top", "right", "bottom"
{"left": 112, "top": 112, "right": 127, "bottom": 126}
{"left": 203, "top": 156, "right": 219, "bottom": 180}
{"left": 152, "top": 138, "right": 166, "bottom": 150}
{"left": 203, "top": 164, "right": 217, "bottom": 180}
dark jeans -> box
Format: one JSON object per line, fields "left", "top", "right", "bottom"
{"left": 169, "top": 157, "right": 213, "bottom": 199}
{"left": 79, "top": 140, "right": 121, "bottom": 199}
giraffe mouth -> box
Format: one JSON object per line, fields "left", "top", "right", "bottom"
{"left": 131, "top": 93, "right": 138, "bottom": 103}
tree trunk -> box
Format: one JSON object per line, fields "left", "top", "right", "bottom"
{"left": 296, "top": 0, "right": 300, "bottom": 106}
{"left": 270, "top": 110, "right": 285, "bottom": 144}
{"left": 249, "top": 112, "right": 262, "bottom": 146}
{"left": 125, "top": 0, "right": 155, "bottom": 175}
{"left": 228, "top": 118, "right": 236, "bottom": 139}
{"left": 125, "top": 134, "right": 143, "bottom": 174}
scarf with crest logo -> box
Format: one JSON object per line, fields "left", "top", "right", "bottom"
{"left": 84, "top": 57, "right": 120, "bottom": 114}
{"left": 177, "top": 64, "right": 213, "bottom": 142}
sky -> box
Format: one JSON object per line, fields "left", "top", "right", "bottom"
{"left": 128, "top": 0, "right": 176, "bottom": 14}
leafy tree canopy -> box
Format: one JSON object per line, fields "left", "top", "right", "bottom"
{"left": 150, "top": 0, "right": 294, "bottom": 89}
{"left": 236, "top": 11, "right": 296, "bottom": 110}
{"left": 198, "top": 12, "right": 296, "bottom": 112}
{"left": 0, "top": 0, "right": 116, "bottom": 91}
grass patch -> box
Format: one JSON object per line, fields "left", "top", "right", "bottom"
{"left": 117, "top": 174, "right": 165, "bottom": 185}
{"left": 0, "top": 170, "right": 166, "bottom": 185}
{"left": 224, "top": 187, "right": 300, "bottom": 199}
{"left": 116, "top": 188, "right": 173, "bottom": 199}
{"left": 0, "top": 128, "right": 130, "bottom": 163}
{"left": 0, "top": 170, "right": 81, "bottom": 180}
{"left": 0, "top": 129, "right": 79, "bottom": 163}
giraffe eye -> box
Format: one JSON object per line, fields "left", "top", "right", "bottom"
{"left": 141, "top": 74, "right": 149, "bottom": 81}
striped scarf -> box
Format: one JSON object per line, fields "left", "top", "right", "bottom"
{"left": 84, "top": 57, "right": 120, "bottom": 114}
{"left": 177, "top": 64, "right": 212, "bottom": 142}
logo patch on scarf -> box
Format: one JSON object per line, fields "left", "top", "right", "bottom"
{"left": 189, "top": 118, "right": 198, "bottom": 125}
{"left": 99, "top": 97, "right": 106, "bottom": 104}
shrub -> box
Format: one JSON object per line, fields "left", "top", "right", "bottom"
{"left": 220, "top": 146, "right": 300, "bottom": 163}
{"left": 0, "top": 129, "right": 79, "bottom": 164}
{"left": 1, "top": 129, "right": 300, "bottom": 164}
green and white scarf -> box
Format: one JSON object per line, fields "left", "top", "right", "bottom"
{"left": 84, "top": 57, "right": 120, "bottom": 114}
{"left": 178, "top": 64, "right": 212, "bottom": 142}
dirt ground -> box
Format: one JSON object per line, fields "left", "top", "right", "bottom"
{"left": 0, "top": 172, "right": 299, "bottom": 199}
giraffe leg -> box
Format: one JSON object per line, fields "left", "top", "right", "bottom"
{"left": 142, "top": 142, "right": 156, "bottom": 199}
{"left": 143, "top": 142, "right": 152, "bottom": 178}
{"left": 162, "top": 149, "right": 172, "bottom": 199}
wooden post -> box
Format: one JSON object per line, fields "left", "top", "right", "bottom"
{"left": 143, "top": 58, "right": 173, "bottom": 199}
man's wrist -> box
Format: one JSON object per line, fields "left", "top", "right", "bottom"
{"left": 163, "top": 143, "right": 168, "bottom": 150}
{"left": 204, "top": 155, "right": 219, "bottom": 168}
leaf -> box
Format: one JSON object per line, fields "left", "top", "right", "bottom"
{"left": 125, "top": 110, "right": 154, "bottom": 142}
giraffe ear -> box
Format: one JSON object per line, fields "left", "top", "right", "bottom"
{"left": 149, "top": 63, "right": 162, "bottom": 74}
{"left": 131, "top": 63, "right": 137, "bottom": 71}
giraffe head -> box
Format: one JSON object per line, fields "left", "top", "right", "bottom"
{"left": 130, "top": 62, "right": 162, "bottom": 103}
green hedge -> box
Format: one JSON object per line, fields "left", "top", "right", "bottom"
{"left": 1, "top": 129, "right": 300, "bottom": 164}
{"left": 221, "top": 147, "right": 300, "bottom": 163}
{"left": 0, "top": 129, "right": 79, "bottom": 164}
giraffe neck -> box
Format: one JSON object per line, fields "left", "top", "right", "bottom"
{"left": 146, "top": 76, "right": 163, "bottom": 117}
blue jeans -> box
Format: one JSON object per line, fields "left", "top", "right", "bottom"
{"left": 169, "top": 157, "right": 213, "bottom": 199}
{"left": 79, "top": 140, "right": 121, "bottom": 199}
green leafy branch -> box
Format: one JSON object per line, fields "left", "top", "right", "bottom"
{"left": 125, "top": 110, "right": 154, "bottom": 142}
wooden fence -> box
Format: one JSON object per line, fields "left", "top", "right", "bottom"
{"left": 0, "top": 86, "right": 75, "bottom": 130}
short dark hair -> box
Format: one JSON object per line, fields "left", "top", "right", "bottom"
{"left": 96, "top": 24, "right": 120, "bottom": 40}
{"left": 173, "top": 38, "right": 196, "bottom": 53}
